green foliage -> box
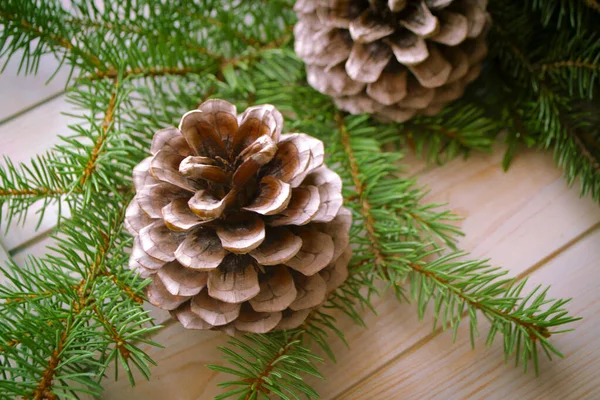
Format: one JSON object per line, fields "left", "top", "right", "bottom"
{"left": 383, "top": 0, "right": 600, "bottom": 201}
{"left": 0, "top": 0, "right": 590, "bottom": 398}
{"left": 483, "top": 0, "right": 600, "bottom": 200}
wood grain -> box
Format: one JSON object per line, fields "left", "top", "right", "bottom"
{"left": 102, "top": 148, "right": 600, "bottom": 399}
{"left": 342, "top": 227, "right": 600, "bottom": 400}
{"left": 0, "top": 95, "right": 75, "bottom": 252}
{"left": 0, "top": 51, "right": 71, "bottom": 122}
{"left": 0, "top": 241, "right": 9, "bottom": 267}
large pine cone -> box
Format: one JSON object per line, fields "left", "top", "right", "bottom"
{"left": 125, "top": 100, "right": 352, "bottom": 334}
{"left": 294, "top": 0, "right": 490, "bottom": 122}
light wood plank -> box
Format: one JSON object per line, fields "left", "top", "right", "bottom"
{"left": 343, "top": 227, "right": 600, "bottom": 400}
{"left": 0, "top": 51, "right": 71, "bottom": 122}
{"left": 102, "top": 148, "right": 600, "bottom": 399}
{"left": 0, "top": 240, "right": 10, "bottom": 271}
{"left": 0, "top": 95, "right": 75, "bottom": 252}
{"left": 310, "top": 148, "right": 600, "bottom": 399}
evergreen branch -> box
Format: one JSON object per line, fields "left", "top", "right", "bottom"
{"left": 0, "top": 9, "right": 103, "bottom": 69}
{"left": 98, "top": 270, "right": 144, "bottom": 304}
{"left": 189, "top": 13, "right": 261, "bottom": 47}
{"left": 82, "top": 33, "right": 292, "bottom": 82}
{"left": 0, "top": 152, "right": 71, "bottom": 230}
{"left": 238, "top": 333, "right": 305, "bottom": 400}
{"left": 28, "top": 213, "right": 115, "bottom": 399}
{"left": 0, "top": 187, "right": 68, "bottom": 198}
{"left": 92, "top": 305, "right": 132, "bottom": 360}
{"left": 399, "top": 102, "right": 499, "bottom": 165}
{"left": 79, "top": 79, "right": 119, "bottom": 185}
{"left": 335, "top": 113, "right": 387, "bottom": 275}
{"left": 31, "top": 328, "right": 67, "bottom": 400}
{"left": 569, "top": 127, "right": 600, "bottom": 172}
{"left": 538, "top": 60, "right": 600, "bottom": 73}
{"left": 492, "top": 23, "right": 534, "bottom": 73}
{"left": 408, "top": 260, "right": 550, "bottom": 339}
{"left": 63, "top": 15, "right": 223, "bottom": 63}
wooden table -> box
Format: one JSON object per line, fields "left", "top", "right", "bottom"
{"left": 1, "top": 54, "right": 599, "bottom": 400}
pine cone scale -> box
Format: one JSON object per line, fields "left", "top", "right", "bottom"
{"left": 174, "top": 229, "right": 226, "bottom": 270}
{"left": 208, "top": 260, "right": 260, "bottom": 304}
{"left": 215, "top": 214, "right": 266, "bottom": 253}
{"left": 249, "top": 227, "right": 303, "bottom": 266}
{"left": 349, "top": 9, "right": 395, "bottom": 43}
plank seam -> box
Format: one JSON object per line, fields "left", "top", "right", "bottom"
{"left": 0, "top": 91, "right": 66, "bottom": 126}
{"left": 333, "top": 221, "right": 600, "bottom": 400}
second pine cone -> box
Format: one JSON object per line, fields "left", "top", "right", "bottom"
{"left": 294, "top": 0, "right": 490, "bottom": 122}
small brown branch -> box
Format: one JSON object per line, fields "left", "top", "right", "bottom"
{"left": 98, "top": 270, "right": 144, "bottom": 304}
{"left": 83, "top": 32, "right": 291, "bottom": 83}
{"left": 569, "top": 128, "right": 600, "bottom": 173}
{"left": 0, "top": 339, "right": 20, "bottom": 353}
{"left": 537, "top": 60, "right": 600, "bottom": 74}
{"left": 79, "top": 80, "right": 119, "bottom": 185}
{"left": 5, "top": 289, "right": 67, "bottom": 304}
{"left": 336, "top": 112, "right": 387, "bottom": 272}
{"left": 31, "top": 331, "right": 67, "bottom": 400}
{"left": 92, "top": 305, "right": 131, "bottom": 359}
{"left": 242, "top": 340, "right": 295, "bottom": 399}
{"left": 0, "top": 188, "right": 67, "bottom": 198}
{"left": 0, "top": 11, "right": 102, "bottom": 69}
{"left": 408, "top": 262, "right": 551, "bottom": 339}
{"left": 87, "top": 66, "right": 198, "bottom": 81}
{"left": 27, "top": 206, "right": 124, "bottom": 399}
{"left": 493, "top": 24, "right": 534, "bottom": 73}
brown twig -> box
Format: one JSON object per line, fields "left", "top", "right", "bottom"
{"left": 493, "top": 23, "right": 534, "bottom": 73}
{"left": 79, "top": 79, "right": 119, "bottom": 185}
{"left": 31, "top": 331, "right": 67, "bottom": 400}
{"left": 537, "top": 60, "right": 600, "bottom": 74}
{"left": 0, "top": 339, "right": 21, "bottom": 353}
{"left": 0, "top": 11, "right": 102, "bottom": 69}
{"left": 83, "top": 31, "right": 291, "bottom": 82}
{"left": 408, "top": 262, "right": 551, "bottom": 339}
{"left": 98, "top": 270, "right": 144, "bottom": 304}
{"left": 336, "top": 112, "right": 388, "bottom": 274}
{"left": 0, "top": 188, "right": 67, "bottom": 198}
{"left": 93, "top": 305, "right": 131, "bottom": 359}
{"left": 569, "top": 128, "right": 600, "bottom": 173}
{"left": 27, "top": 206, "right": 126, "bottom": 399}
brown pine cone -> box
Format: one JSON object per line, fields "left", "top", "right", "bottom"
{"left": 125, "top": 100, "right": 352, "bottom": 334}
{"left": 294, "top": 0, "right": 490, "bottom": 122}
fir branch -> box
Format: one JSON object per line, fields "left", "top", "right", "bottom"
{"left": 79, "top": 78, "right": 119, "bottom": 185}
{"left": 81, "top": 33, "right": 292, "bottom": 83}
{"left": 0, "top": 9, "right": 102, "bottom": 69}
{"left": 408, "top": 260, "right": 550, "bottom": 338}
{"left": 92, "top": 305, "right": 132, "bottom": 361}
{"left": 0, "top": 187, "right": 67, "bottom": 198}
{"left": 569, "top": 127, "right": 600, "bottom": 172}
{"left": 31, "top": 329, "right": 66, "bottom": 400}
{"left": 538, "top": 60, "right": 600, "bottom": 73}
{"left": 28, "top": 209, "right": 116, "bottom": 399}
{"left": 335, "top": 112, "right": 387, "bottom": 276}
